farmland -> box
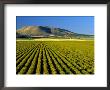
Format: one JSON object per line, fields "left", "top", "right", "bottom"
{"left": 16, "top": 40, "right": 94, "bottom": 74}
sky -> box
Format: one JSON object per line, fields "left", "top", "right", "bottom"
{"left": 16, "top": 16, "right": 94, "bottom": 35}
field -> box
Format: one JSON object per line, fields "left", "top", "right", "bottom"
{"left": 16, "top": 40, "right": 94, "bottom": 74}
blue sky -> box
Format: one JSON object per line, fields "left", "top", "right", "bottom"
{"left": 16, "top": 16, "right": 94, "bottom": 35}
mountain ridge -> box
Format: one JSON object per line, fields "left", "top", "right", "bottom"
{"left": 16, "top": 26, "right": 94, "bottom": 39}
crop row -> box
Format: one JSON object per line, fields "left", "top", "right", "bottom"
{"left": 16, "top": 41, "right": 94, "bottom": 74}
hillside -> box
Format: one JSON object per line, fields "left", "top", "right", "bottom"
{"left": 16, "top": 26, "right": 94, "bottom": 39}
